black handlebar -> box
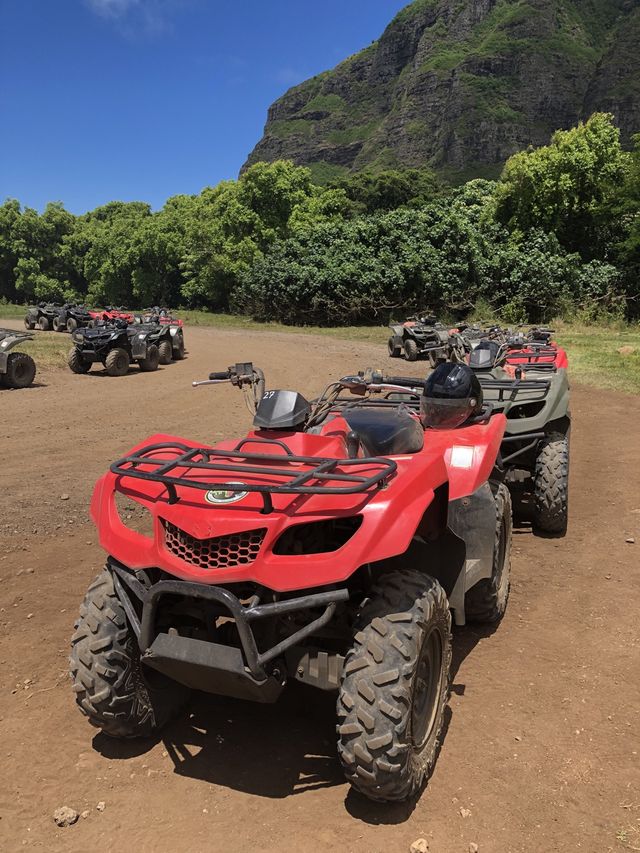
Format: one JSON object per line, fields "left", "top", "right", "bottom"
{"left": 209, "top": 371, "right": 230, "bottom": 381}
{"left": 385, "top": 375, "right": 424, "bottom": 389}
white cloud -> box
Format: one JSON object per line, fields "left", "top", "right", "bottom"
{"left": 84, "top": 0, "right": 182, "bottom": 37}
{"left": 86, "top": 0, "right": 141, "bottom": 19}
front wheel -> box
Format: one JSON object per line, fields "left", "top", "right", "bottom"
{"left": 105, "top": 347, "right": 130, "bottom": 376}
{"left": 38, "top": 316, "right": 50, "bottom": 331}
{"left": 70, "top": 568, "right": 189, "bottom": 738}
{"left": 533, "top": 433, "right": 569, "bottom": 534}
{"left": 67, "top": 317, "right": 78, "bottom": 332}
{"left": 53, "top": 316, "right": 64, "bottom": 332}
{"left": 4, "top": 352, "right": 36, "bottom": 388}
{"left": 404, "top": 338, "right": 419, "bottom": 362}
{"left": 68, "top": 347, "right": 91, "bottom": 374}
{"left": 337, "top": 570, "right": 451, "bottom": 802}
{"left": 139, "top": 343, "right": 160, "bottom": 372}
{"left": 157, "top": 340, "right": 173, "bottom": 365}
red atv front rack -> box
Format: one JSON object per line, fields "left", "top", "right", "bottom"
{"left": 110, "top": 438, "right": 398, "bottom": 514}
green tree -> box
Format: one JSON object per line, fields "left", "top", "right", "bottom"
{"left": 494, "top": 113, "right": 630, "bottom": 258}
{"left": 331, "top": 167, "right": 441, "bottom": 213}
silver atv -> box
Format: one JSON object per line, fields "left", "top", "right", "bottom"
{"left": 0, "top": 328, "right": 37, "bottom": 389}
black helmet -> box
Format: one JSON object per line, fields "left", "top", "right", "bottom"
{"left": 421, "top": 363, "right": 483, "bottom": 430}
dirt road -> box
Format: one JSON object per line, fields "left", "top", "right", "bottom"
{"left": 0, "top": 323, "right": 638, "bottom": 853}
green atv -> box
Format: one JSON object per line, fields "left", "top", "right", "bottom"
{"left": 468, "top": 341, "right": 570, "bottom": 534}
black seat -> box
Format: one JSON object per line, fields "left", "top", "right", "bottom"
{"left": 344, "top": 408, "right": 424, "bottom": 457}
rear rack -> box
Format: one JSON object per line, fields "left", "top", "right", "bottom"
{"left": 505, "top": 350, "right": 559, "bottom": 363}
{"left": 111, "top": 439, "right": 397, "bottom": 514}
{"left": 478, "top": 377, "right": 551, "bottom": 403}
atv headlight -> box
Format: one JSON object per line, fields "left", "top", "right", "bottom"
{"left": 114, "top": 492, "right": 154, "bottom": 539}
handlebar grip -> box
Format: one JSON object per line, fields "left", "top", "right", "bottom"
{"left": 385, "top": 376, "right": 424, "bottom": 388}
{"left": 209, "top": 371, "right": 230, "bottom": 381}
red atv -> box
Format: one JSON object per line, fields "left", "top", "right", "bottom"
{"left": 70, "top": 362, "right": 512, "bottom": 802}
{"left": 503, "top": 328, "right": 568, "bottom": 371}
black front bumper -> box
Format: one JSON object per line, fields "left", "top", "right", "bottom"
{"left": 108, "top": 559, "right": 349, "bottom": 703}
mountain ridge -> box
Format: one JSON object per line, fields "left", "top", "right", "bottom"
{"left": 244, "top": 0, "right": 640, "bottom": 182}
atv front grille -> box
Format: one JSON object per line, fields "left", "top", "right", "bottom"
{"left": 162, "top": 521, "right": 266, "bottom": 570}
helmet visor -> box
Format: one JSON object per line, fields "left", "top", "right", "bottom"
{"left": 421, "top": 396, "right": 477, "bottom": 430}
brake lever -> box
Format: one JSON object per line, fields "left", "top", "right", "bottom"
{"left": 192, "top": 378, "right": 232, "bottom": 388}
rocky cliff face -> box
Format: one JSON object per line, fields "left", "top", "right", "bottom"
{"left": 244, "top": 0, "right": 640, "bottom": 182}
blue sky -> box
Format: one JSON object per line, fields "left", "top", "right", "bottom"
{"left": 0, "top": 0, "right": 407, "bottom": 213}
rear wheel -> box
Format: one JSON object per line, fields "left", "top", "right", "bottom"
{"left": 388, "top": 337, "right": 401, "bottom": 358}
{"left": 38, "top": 316, "right": 50, "bottom": 331}
{"left": 52, "top": 316, "right": 64, "bottom": 332}
{"left": 70, "top": 568, "right": 189, "bottom": 738}
{"left": 139, "top": 344, "right": 159, "bottom": 372}
{"left": 157, "top": 340, "right": 173, "bottom": 365}
{"left": 533, "top": 433, "right": 569, "bottom": 534}
{"left": 67, "top": 317, "right": 78, "bottom": 332}
{"left": 4, "top": 352, "right": 36, "bottom": 388}
{"left": 68, "top": 347, "right": 91, "bottom": 374}
{"left": 404, "top": 339, "right": 419, "bottom": 362}
{"left": 105, "top": 347, "right": 130, "bottom": 376}
{"left": 24, "top": 315, "right": 35, "bottom": 330}
{"left": 337, "top": 570, "right": 451, "bottom": 802}
{"left": 465, "top": 483, "right": 512, "bottom": 623}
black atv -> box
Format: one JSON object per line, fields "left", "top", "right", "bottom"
{"left": 24, "top": 302, "right": 60, "bottom": 331}
{"left": 388, "top": 315, "right": 466, "bottom": 365}
{"left": 134, "top": 321, "right": 185, "bottom": 365}
{"left": 0, "top": 328, "right": 37, "bottom": 389}
{"left": 52, "top": 303, "right": 94, "bottom": 333}
{"left": 67, "top": 320, "right": 161, "bottom": 376}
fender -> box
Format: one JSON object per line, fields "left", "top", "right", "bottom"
{"left": 443, "top": 413, "right": 507, "bottom": 500}
{"left": 130, "top": 331, "right": 150, "bottom": 359}
{"left": 0, "top": 334, "right": 28, "bottom": 372}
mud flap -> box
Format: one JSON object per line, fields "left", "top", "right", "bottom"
{"left": 131, "top": 333, "right": 149, "bottom": 359}
{"left": 447, "top": 482, "right": 496, "bottom": 626}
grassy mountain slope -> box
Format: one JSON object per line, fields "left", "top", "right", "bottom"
{"left": 244, "top": 0, "right": 639, "bottom": 182}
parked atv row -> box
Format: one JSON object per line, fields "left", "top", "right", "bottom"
{"left": 0, "top": 328, "right": 37, "bottom": 389}
{"left": 383, "top": 330, "right": 571, "bottom": 533}
{"left": 68, "top": 318, "right": 185, "bottom": 376}
{"left": 469, "top": 340, "right": 570, "bottom": 533}
{"left": 24, "top": 302, "right": 95, "bottom": 332}
{"left": 388, "top": 312, "right": 568, "bottom": 374}
{"left": 24, "top": 302, "right": 184, "bottom": 333}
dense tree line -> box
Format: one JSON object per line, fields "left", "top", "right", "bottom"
{"left": 1, "top": 113, "right": 638, "bottom": 324}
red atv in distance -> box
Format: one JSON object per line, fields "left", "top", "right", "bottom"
{"left": 502, "top": 328, "right": 568, "bottom": 371}
{"left": 70, "top": 362, "right": 512, "bottom": 802}
{"left": 88, "top": 307, "right": 136, "bottom": 325}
